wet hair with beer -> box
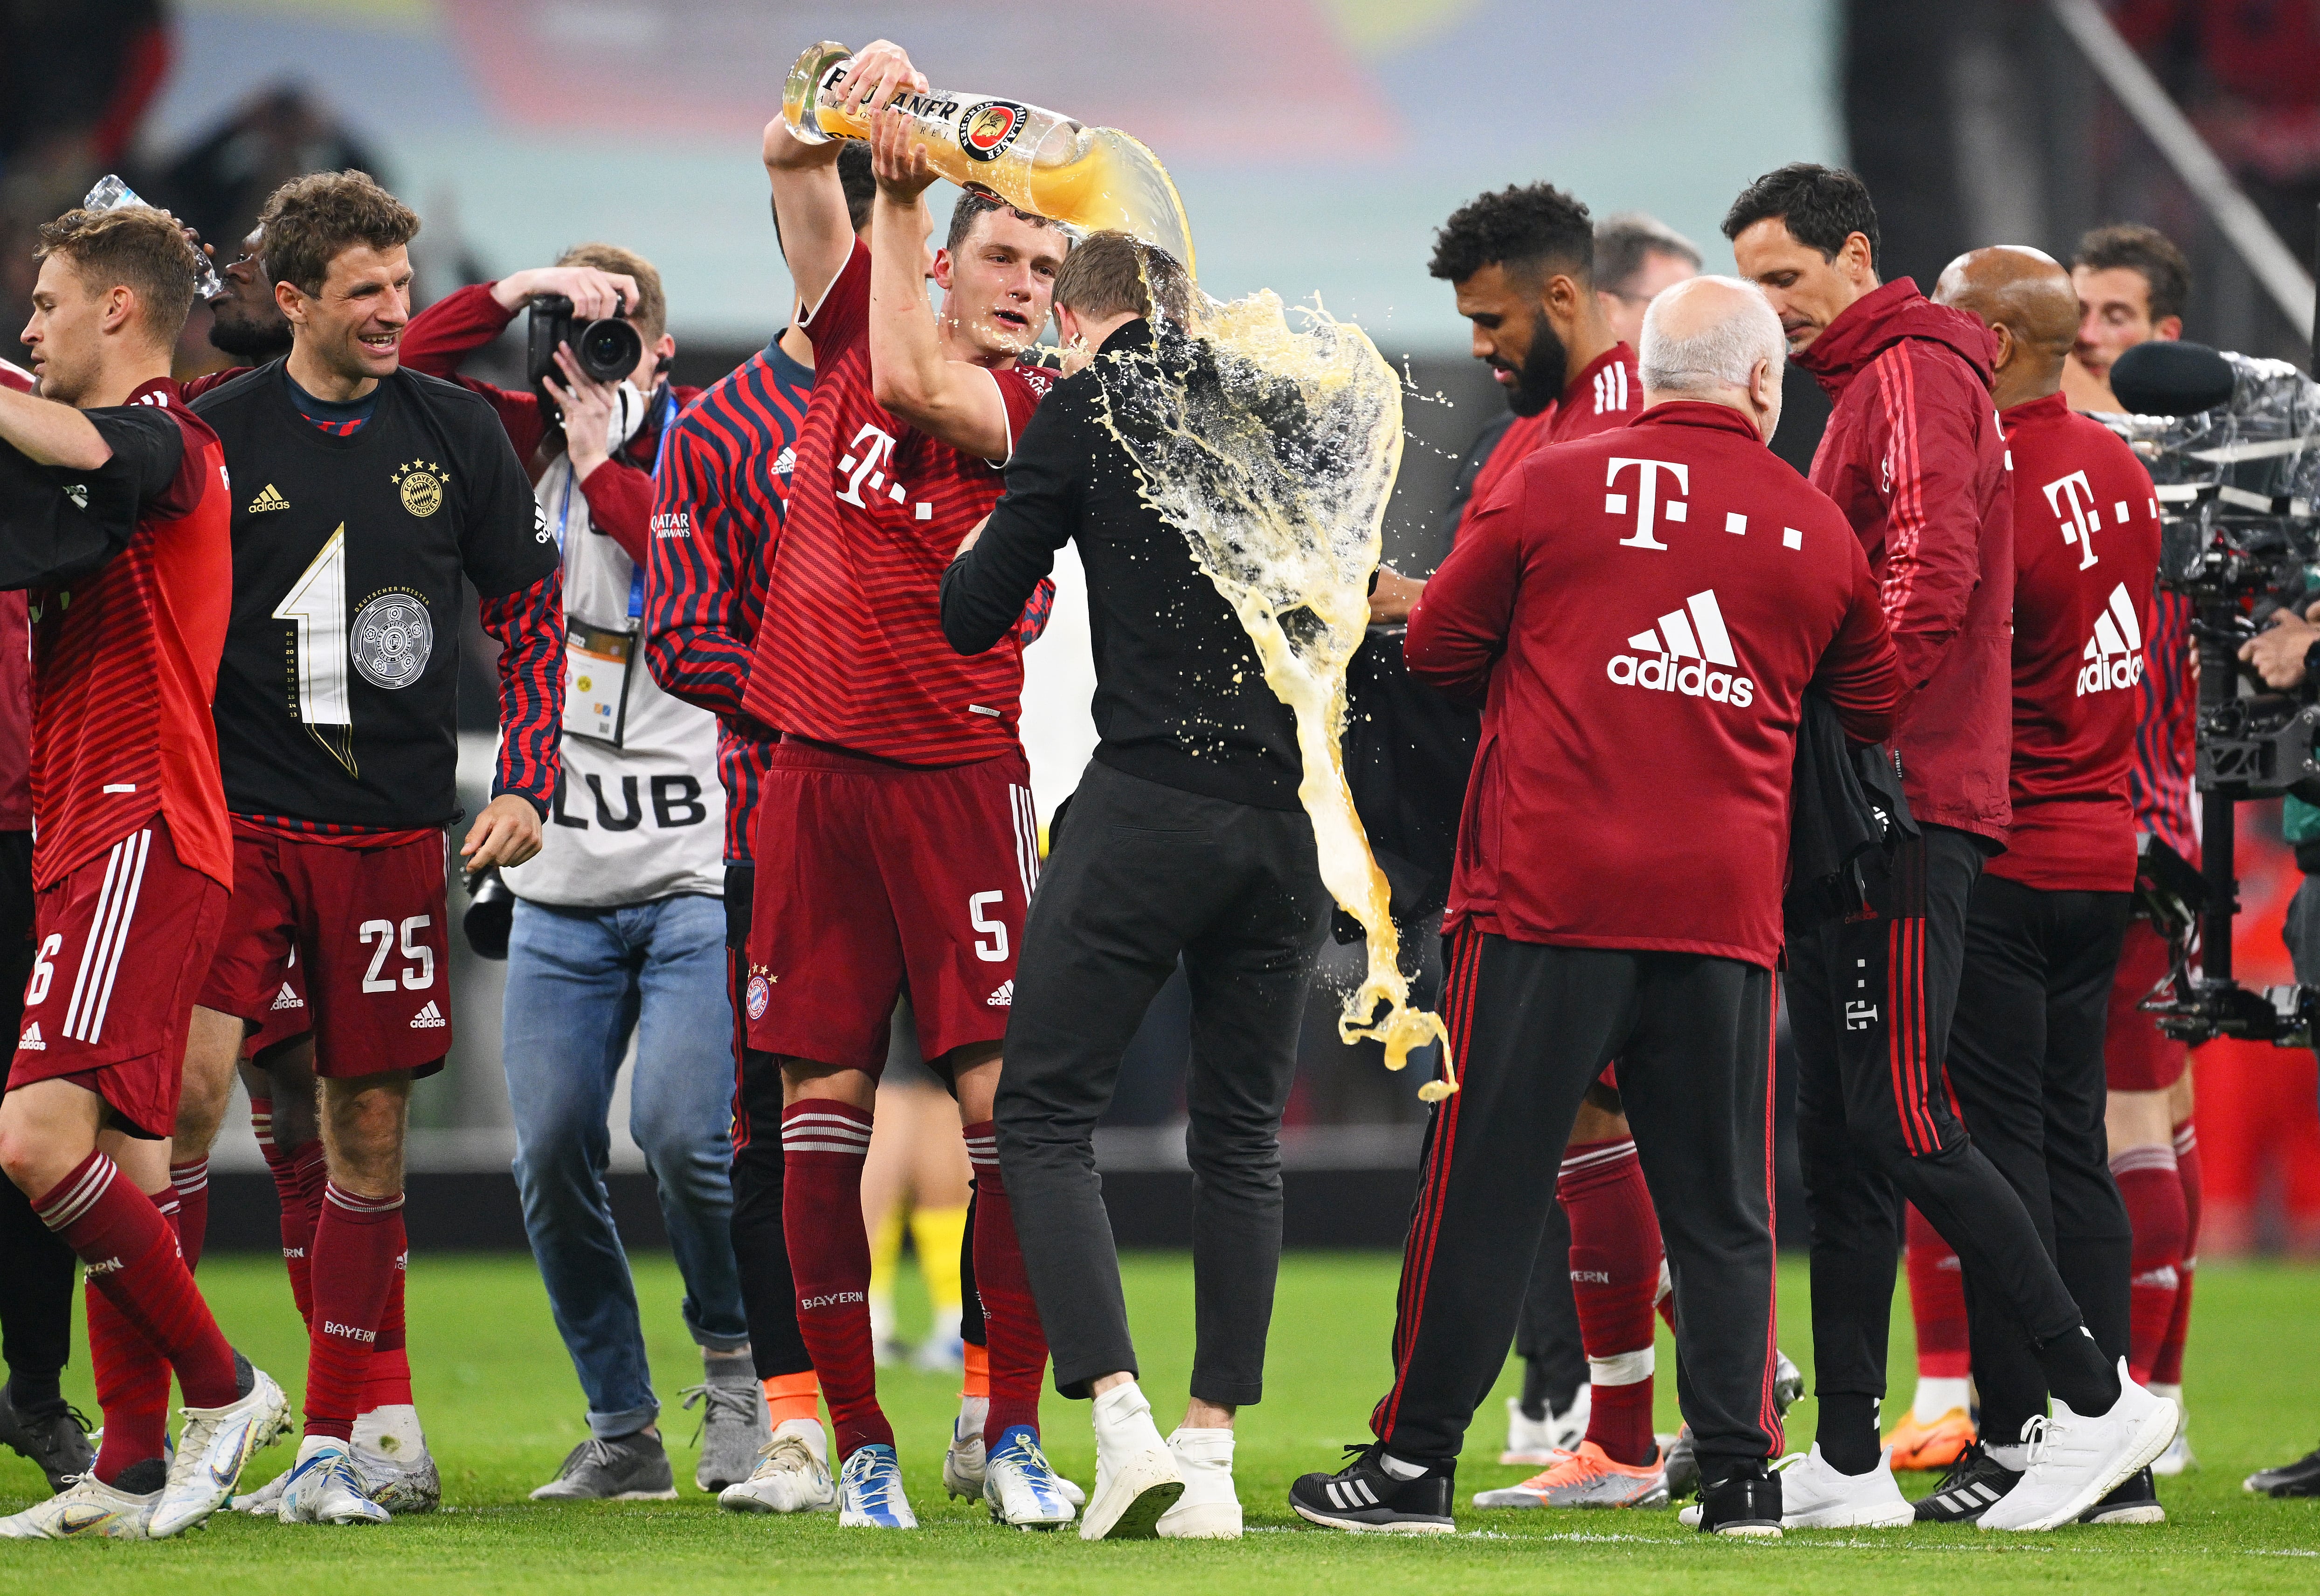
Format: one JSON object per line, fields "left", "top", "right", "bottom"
{"left": 944, "top": 185, "right": 1063, "bottom": 257}
{"left": 1428, "top": 183, "right": 1595, "bottom": 288}
{"left": 258, "top": 169, "right": 420, "bottom": 297}
{"left": 1721, "top": 163, "right": 1880, "bottom": 272}
{"left": 1051, "top": 232, "right": 1194, "bottom": 325}
{"left": 33, "top": 206, "right": 205, "bottom": 345}
{"left": 1595, "top": 212, "right": 1703, "bottom": 297}
{"left": 2072, "top": 222, "right": 2192, "bottom": 326}
{"left": 555, "top": 241, "right": 667, "bottom": 342}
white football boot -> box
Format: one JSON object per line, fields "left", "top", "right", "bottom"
{"left": 278, "top": 1436, "right": 392, "bottom": 1526}
{"left": 719, "top": 1419, "right": 838, "bottom": 1514}
{"left": 149, "top": 1362, "right": 291, "bottom": 1538}
{"left": 0, "top": 1472, "right": 158, "bottom": 1539}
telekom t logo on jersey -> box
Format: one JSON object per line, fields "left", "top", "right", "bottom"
{"left": 1603, "top": 458, "right": 1690, "bottom": 550}
{"left": 836, "top": 424, "right": 935, "bottom": 522}
{"left": 2043, "top": 469, "right": 2102, "bottom": 571}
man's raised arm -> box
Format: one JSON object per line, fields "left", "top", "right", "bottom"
{"left": 863, "top": 109, "right": 1018, "bottom": 461}
{"left": 766, "top": 39, "right": 922, "bottom": 324}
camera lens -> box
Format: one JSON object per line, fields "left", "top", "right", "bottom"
{"left": 577, "top": 317, "right": 644, "bottom": 383}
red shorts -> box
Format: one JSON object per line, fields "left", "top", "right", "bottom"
{"left": 241, "top": 950, "right": 311, "bottom": 1062}
{"left": 197, "top": 823, "right": 451, "bottom": 1080}
{"left": 746, "top": 741, "right": 1034, "bottom": 1073}
{"left": 2106, "top": 916, "right": 2189, "bottom": 1092}
{"left": 7, "top": 818, "right": 228, "bottom": 1139}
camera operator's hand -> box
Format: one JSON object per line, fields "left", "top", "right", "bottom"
{"left": 492, "top": 266, "right": 635, "bottom": 320}
{"left": 868, "top": 105, "right": 940, "bottom": 205}
{"left": 2240, "top": 605, "right": 2320, "bottom": 690}
{"left": 542, "top": 345, "right": 621, "bottom": 480}
{"left": 462, "top": 792, "right": 545, "bottom": 871}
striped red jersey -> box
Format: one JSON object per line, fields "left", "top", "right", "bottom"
{"left": 1460, "top": 343, "right": 1642, "bottom": 525}
{"left": 0, "top": 358, "right": 29, "bottom": 833}
{"left": 744, "top": 241, "right": 1051, "bottom": 764}
{"left": 647, "top": 336, "right": 813, "bottom": 862}
{"left": 26, "top": 379, "right": 233, "bottom": 891}
{"left": 2128, "top": 587, "right": 2197, "bottom": 863}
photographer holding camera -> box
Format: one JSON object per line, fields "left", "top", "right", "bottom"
{"left": 398, "top": 251, "right": 766, "bottom": 1501}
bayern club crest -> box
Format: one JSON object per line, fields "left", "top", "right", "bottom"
{"left": 746, "top": 972, "right": 771, "bottom": 1021}
{"left": 350, "top": 591, "right": 434, "bottom": 689}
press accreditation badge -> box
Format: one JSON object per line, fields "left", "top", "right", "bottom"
{"left": 563, "top": 622, "right": 637, "bottom": 746}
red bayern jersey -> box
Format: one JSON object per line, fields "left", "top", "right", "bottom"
{"left": 744, "top": 241, "right": 1052, "bottom": 764}
{"left": 1986, "top": 392, "right": 2161, "bottom": 892}
{"left": 28, "top": 378, "right": 233, "bottom": 891}
{"left": 1461, "top": 342, "right": 1641, "bottom": 521}
{"left": 1407, "top": 401, "right": 1901, "bottom": 968}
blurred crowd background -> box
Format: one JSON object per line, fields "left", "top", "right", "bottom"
{"left": 3, "top": 0, "right": 2314, "bottom": 1253}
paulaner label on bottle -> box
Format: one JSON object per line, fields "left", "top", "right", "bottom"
{"left": 817, "top": 61, "right": 1029, "bottom": 165}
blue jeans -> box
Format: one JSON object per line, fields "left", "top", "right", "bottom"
{"left": 503, "top": 893, "right": 747, "bottom": 1438}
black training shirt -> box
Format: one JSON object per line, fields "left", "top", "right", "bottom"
{"left": 939, "top": 319, "right": 1302, "bottom": 811}
{"left": 193, "top": 360, "right": 559, "bottom": 828}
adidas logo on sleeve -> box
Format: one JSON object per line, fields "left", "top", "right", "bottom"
{"left": 1605, "top": 589, "right": 1755, "bottom": 706}
{"left": 2077, "top": 582, "right": 2146, "bottom": 697}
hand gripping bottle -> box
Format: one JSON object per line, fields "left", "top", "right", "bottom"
{"left": 781, "top": 41, "right": 1196, "bottom": 274}
{"left": 84, "top": 175, "right": 228, "bottom": 301}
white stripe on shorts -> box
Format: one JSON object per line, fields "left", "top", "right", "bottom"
{"left": 62, "top": 829, "right": 150, "bottom": 1045}
{"left": 1008, "top": 784, "right": 1039, "bottom": 900}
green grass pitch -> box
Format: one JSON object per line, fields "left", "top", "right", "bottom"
{"left": 2, "top": 1250, "right": 2316, "bottom": 1592}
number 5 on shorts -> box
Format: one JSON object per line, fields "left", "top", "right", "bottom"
{"left": 969, "top": 891, "right": 1008, "bottom": 963}
{"left": 359, "top": 915, "right": 437, "bottom": 992}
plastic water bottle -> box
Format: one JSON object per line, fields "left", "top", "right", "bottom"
{"left": 83, "top": 174, "right": 226, "bottom": 301}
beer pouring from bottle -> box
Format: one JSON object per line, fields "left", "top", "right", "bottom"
{"left": 781, "top": 40, "right": 1195, "bottom": 275}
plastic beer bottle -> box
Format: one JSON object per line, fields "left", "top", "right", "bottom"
{"left": 83, "top": 175, "right": 227, "bottom": 301}
{"left": 781, "top": 41, "right": 1195, "bottom": 275}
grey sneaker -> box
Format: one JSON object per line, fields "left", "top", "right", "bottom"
{"left": 682, "top": 1381, "right": 769, "bottom": 1493}
{"left": 530, "top": 1431, "right": 679, "bottom": 1501}
{"left": 0, "top": 1389, "right": 94, "bottom": 1494}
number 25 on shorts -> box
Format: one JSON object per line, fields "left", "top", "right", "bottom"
{"left": 359, "top": 915, "right": 436, "bottom": 992}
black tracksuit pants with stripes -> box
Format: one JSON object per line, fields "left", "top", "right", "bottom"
{"left": 1947, "top": 875, "right": 2134, "bottom": 1445}
{"left": 1371, "top": 929, "right": 1782, "bottom": 1484}
{"left": 1786, "top": 825, "right": 2090, "bottom": 1453}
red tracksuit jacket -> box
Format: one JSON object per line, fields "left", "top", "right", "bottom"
{"left": 1985, "top": 391, "right": 2162, "bottom": 893}
{"left": 1795, "top": 278, "right": 2014, "bottom": 843}
{"left": 1406, "top": 400, "right": 1902, "bottom": 969}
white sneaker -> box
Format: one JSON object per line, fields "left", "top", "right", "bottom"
{"left": 149, "top": 1363, "right": 292, "bottom": 1538}
{"left": 719, "top": 1420, "right": 838, "bottom": 1514}
{"left": 1980, "top": 1364, "right": 2178, "bottom": 1532}
{"left": 835, "top": 1443, "right": 916, "bottom": 1528}
{"left": 1158, "top": 1427, "right": 1241, "bottom": 1539}
{"left": 0, "top": 1472, "right": 157, "bottom": 1539}
{"left": 278, "top": 1436, "right": 392, "bottom": 1526}
{"left": 984, "top": 1426, "right": 1076, "bottom": 1529}
{"left": 1775, "top": 1445, "right": 1915, "bottom": 1528}
{"left": 1081, "top": 1381, "right": 1183, "bottom": 1540}
{"left": 1500, "top": 1389, "right": 1589, "bottom": 1466}
{"left": 943, "top": 1396, "right": 988, "bottom": 1500}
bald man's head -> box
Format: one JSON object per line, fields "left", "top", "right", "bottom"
{"left": 1639, "top": 275, "right": 1787, "bottom": 440}
{"left": 1933, "top": 245, "right": 2077, "bottom": 409}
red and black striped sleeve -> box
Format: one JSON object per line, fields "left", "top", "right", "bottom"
{"left": 478, "top": 568, "right": 565, "bottom": 813}
{"left": 643, "top": 407, "right": 767, "bottom": 721}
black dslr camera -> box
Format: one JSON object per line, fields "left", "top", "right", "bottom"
{"left": 2103, "top": 339, "right": 2320, "bottom": 1046}
{"left": 525, "top": 294, "right": 643, "bottom": 420}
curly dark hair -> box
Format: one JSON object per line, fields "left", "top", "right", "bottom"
{"left": 258, "top": 169, "right": 419, "bottom": 297}
{"left": 1428, "top": 183, "right": 1594, "bottom": 286}
{"left": 1721, "top": 163, "right": 1879, "bottom": 271}
{"left": 2072, "top": 223, "right": 2191, "bottom": 326}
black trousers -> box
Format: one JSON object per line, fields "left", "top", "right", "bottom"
{"left": 995, "top": 761, "right": 1330, "bottom": 1404}
{"left": 1947, "top": 874, "right": 2134, "bottom": 1442}
{"left": 0, "top": 830, "right": 74, "bottom": 1401}
{"left": 725, "top": 863, "right": 814, "bottom": 1380}
{"left": 1786, "top": 825, "right": 2088, "bottom": 1435}
{"left": 1373, "top": 930, "right": 1780, "bottom": 1482}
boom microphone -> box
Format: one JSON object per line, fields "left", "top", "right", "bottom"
{"left": 2111, "top": 339, "right": 2237, "bottom": 417}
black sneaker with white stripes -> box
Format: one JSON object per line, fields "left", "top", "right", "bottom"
{"left": 1290, "top": 1444, "right": 1454, "bottom": 1534}
{"left": 1913, "top": 1443, "right": 2021, "bottom": 1523}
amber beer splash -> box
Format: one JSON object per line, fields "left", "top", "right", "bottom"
{"left": 781, "top": 41, "right": 1196, "bottom": 274}
{"left": 1100, "top": 293, "right": 1457, "bottom": 1099}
